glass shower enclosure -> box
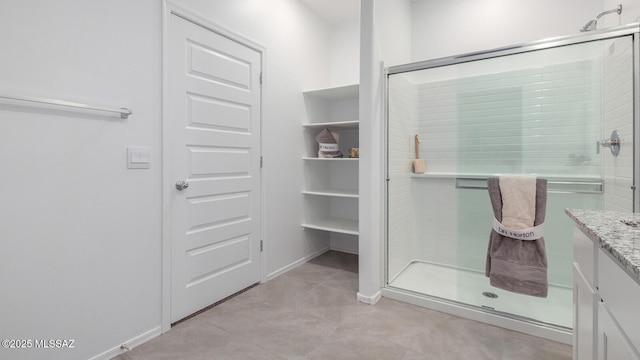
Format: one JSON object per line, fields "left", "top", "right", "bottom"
{"left": 385, "top": 25, "right": 638, "bottom": 340}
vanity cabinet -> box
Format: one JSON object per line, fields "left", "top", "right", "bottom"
{"left": 572, "top": 224, "right": 640, "bottom": 360}
{"left": 573, "top": 228, "right": 598, "bottom": 360}
{"left": 598, "top": 303, "right": 639, "bottom": 360}
{"left": 597, "top": 250, "right": 640, "bottom": 360}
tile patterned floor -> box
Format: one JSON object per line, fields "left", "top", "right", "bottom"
{"left": 113, "top": 251, "right": 571, "bottom": 360}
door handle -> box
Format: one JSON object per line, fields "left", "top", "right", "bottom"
{"left": 175, "top": 181, "right": 189, "bottom": 191}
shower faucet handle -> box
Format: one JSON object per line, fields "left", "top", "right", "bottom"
{"left": 597, "top": 130, "right": 621, "bottom": 156}
{"left": 599, "top": 138, "right": 620, "bottom": 148}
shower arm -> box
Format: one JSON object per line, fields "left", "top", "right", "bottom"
{"left": 595, "top": 4, "right": 622, "bottom": 20}
{"left": 581, "top": 4, "right": 622, "bottom": 32}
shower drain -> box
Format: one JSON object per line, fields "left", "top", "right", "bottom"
{"left": 482, "top": 291, "right": 499, "bottom": 299}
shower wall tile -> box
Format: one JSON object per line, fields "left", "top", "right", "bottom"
{"left": 603, "top": 36, "right": 634, "bottom": 212}
{"left": 387, "top": 75, "right": 418, "bottom": 279}
{"left": 415, "top": 58, "right": 602, "bottom": 177}
{"left": 412, "top": 178, "right": 459, "bottom": 266}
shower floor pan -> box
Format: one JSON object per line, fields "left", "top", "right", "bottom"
{"left": 385, "top": 261, "right": 572, "bottom": 343}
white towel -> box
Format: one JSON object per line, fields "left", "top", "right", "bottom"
{"left": 499, "top": 176, "right": 537, "bottom": 230}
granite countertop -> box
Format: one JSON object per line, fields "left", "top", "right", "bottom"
{"left": 565, "top": 209, "right": 640, "bottom": 283}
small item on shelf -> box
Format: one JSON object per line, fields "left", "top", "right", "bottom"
{"left": 413, "top": 134, "right": 426, "bottom": 174}
{"left": 315, "top": 128, "right": 343, "bottom": 158}
{"left": 348, "top": 148, "right": 359, "bottom": 158}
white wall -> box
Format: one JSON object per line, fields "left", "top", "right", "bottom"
{"left": 330, "top": 20, "right": 361, "bottom": 87}
{"left": 0, "top": 0, "right": 339, "bottom": 359}
{"left": 0, "top": 1, "right": 162, "bottom": 360}
{"left": 375, "top": 0, "right": 413, "bottom": 67}
{"left": 411, "top": 0, "right": 605, "bottom": 61}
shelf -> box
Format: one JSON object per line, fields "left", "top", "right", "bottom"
{"left": 302, "top": 218, "right": 359, "bottom": 235}
{"left": 302, "top": 189, "right": 358, "bottom": 198}
{"left": 303, "top": 157, "right": 359, "bottom": 161}
{"left": 303, "top": 84, "right": 359, "bottom": 100}
{"left": 302, "top": 120, "right": 359, "bottom": 129}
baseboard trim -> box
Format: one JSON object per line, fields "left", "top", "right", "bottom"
{"left": 357, "top": 290, "right": 382, "bottom": 304}
{"left": 266, "top": 247, "right": 330, "bottom": 281}
{"left": 88, "top": 326, "right": 162, "bottom": 360}
{"left": 329, "top": 246, "right": 359, "bottom": 255}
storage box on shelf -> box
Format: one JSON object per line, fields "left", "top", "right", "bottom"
{"left": 302, "top": 84, "right": 359, "bottom": 238}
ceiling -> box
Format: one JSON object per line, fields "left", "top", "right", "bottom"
{"left": 298, "top": 0, "right": 360, "bottom": 24}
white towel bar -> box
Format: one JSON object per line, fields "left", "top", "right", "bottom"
{"left": 0, "top": 93, "right": 133, "bottom": 119}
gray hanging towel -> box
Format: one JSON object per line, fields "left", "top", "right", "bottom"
{"left": 486, "top": 177, "right": 548, "bottom": 298}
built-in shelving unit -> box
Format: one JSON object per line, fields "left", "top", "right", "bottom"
{"left": 302, "top": 84, "right": 359, "bottom": 241}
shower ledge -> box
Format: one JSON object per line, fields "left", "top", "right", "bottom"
{"left": 409, "top": 172, "right": 602, "bottom": 181}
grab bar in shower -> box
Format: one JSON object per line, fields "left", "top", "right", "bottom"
{"left": 455, "top": 177, "right": 603, "bottom": 194}
{"left": 0, "top": 93, "right": 133, "bottom": 119}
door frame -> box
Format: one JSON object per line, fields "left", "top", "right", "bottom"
{"left": 161, "top": 1, "right": 267, "bottom": 333}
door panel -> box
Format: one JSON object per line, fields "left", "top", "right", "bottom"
{"left": 187, "top": 94, "right": 251, "bottom": 132}
{"left": 188, "top": 146, "right": 251, "bottom": 176}
{"left": 187, "top": 42, "right": 252, "bottom": 89}
{"left": 168, "top": 14, "right": 261, "bottom": 322}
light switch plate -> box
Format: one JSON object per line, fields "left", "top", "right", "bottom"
{"left": 127, "top": 146, "right": 151, "bottom": 169}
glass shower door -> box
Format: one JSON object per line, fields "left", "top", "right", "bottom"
{"left": 386, "top": 35, "right": 635, "bottom": 329}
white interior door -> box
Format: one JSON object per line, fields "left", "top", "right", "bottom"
{"left": 168, "top": 13, "right": 262, "bottom": 323}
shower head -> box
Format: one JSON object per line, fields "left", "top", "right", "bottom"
{"left": 580, "top": 4, "right": 622, "bottom": 32}
{"left": 580, "top": 19, "right": 598, "bottom": 32}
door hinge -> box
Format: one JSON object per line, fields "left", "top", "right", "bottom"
{"left": 259, "top": 72, "right": 263, "bottom": 85}
{"left": 260, "top": 240, "right": 263, "bottom": 252}
{"left": 260, "top": 156, "right": 263, "bottom": 168}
